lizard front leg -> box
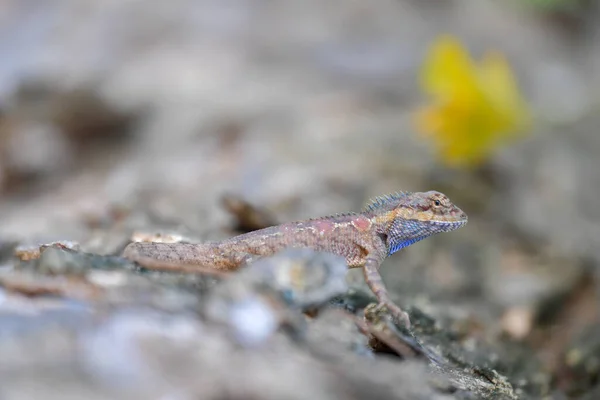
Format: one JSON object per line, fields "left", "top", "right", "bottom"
{"left": 363, "top": 258, "right": 411, "bottom": 328}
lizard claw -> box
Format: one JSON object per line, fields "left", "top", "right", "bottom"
{"left": 374, "top": 302, "right": 411, "bottom": 329}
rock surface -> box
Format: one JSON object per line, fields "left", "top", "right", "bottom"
{"left": 0, "top": 0, "right": 599, "bottom": 398}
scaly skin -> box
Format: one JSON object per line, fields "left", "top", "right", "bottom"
{"left": 123, "top": 190, "right": 468, "bottom": 327}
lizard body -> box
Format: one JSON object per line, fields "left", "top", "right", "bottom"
{"left": 123, "top": 190, "right": 467, "bottom": 327}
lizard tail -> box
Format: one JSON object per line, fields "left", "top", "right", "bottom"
{"left": 122, "top": 242, "right": 210, "bottom": 265}
{"left": 122, "top": 241, "right": 245, "bottom": 271}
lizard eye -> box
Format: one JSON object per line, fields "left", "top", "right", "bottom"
{"left": 433, "top": 200, "right": 441, "bottom": 207}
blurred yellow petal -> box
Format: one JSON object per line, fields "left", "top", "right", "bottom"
{"left": 419, "top": 35, "right": 479, "bottom": 98}
{"left": 414, "top": 35, "right": 532, "bottom": 168}
{"left": 478, "top": 51, "right": 531, "bottom": 134}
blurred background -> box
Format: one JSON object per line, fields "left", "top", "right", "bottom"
{"left": 1, "top": 0, "right": 600, "bottom": 398}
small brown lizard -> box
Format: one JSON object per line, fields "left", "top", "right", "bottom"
{"left": 123, "top": 191, "right": 468, "bottom": 327}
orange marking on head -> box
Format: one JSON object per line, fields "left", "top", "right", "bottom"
{"left": 413, "top": 211, "right": 433, "bottom": 222}
{"left": 351, "top": 215, "right": 372, "bottom": 232}
{"left": 391, "top": 206, "right": 437, "bottom": 223}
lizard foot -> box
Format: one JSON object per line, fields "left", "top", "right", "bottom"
{"left": 374, "top": 302, "right": 411, "bottom": 329}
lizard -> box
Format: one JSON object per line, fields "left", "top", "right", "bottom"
{"left": 122, "top": 190, "right": 468, "bottom": 328}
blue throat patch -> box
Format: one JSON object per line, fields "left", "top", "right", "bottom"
{"left": 388, "top": 236, "right": 427, "bottom": 255}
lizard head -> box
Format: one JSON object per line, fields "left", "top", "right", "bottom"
{"left": 365, "top": 190, "right": 467, "bottom": 255}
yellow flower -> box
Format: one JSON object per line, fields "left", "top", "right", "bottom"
{"left": 414, "top": 35, "right": 531, "bottom": 167}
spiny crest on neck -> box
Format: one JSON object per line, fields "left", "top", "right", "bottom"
{"left": 363, "top": 191, "right": 413, "bottom": 213}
